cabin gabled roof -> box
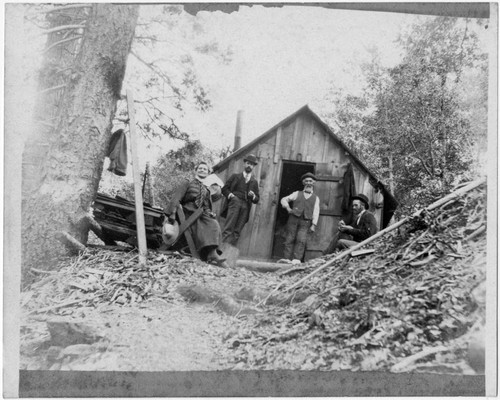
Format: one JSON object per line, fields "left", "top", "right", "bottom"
{"left": 214, "top": 104, "right": 398, "bottom": 216}
{"left": 214, "top": 105, "right": 372, "bottom": 174}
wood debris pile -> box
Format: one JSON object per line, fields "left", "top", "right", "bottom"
{"left": 22, "top": 247, "right": 275, "bottom": 318}
{"left": 22, "top": 250, "right": 203, "bottom": 315}
{"left": 224, "top": 182, "right": 487, "bottom": 373}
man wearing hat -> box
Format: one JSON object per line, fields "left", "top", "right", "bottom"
{"left": 336, "top": 193, "right": 378, "bottom": 249}
{"left": 280, "top": 172, "right": 320, "bottom": 262}
{"left": 221, "top": 154, "right": 260, "bottom": 245}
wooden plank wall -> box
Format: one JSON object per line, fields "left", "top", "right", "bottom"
{"left": 248, "top": 135, "right": 282, "bottom": 258}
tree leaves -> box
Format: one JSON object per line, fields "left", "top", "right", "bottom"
{"left": 322, "top": 17, "right": 487, "bottom": 217}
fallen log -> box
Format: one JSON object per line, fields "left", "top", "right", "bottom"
{"left": 56, "top": 231, "right": 86, "bottom": 253}
{"left": 83, "top": 213, "right": 117, "bottom": 246}
{"left": 236, "top": 259, "right": 284, "bottom": 273}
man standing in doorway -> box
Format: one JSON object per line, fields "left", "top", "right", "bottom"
{"left": 221, "top": 154, "right": 260, "bottom": 245}
{"left": 280, "top": 172, "right": 320, "bottom": 262}
{"left": 337, "top": 193, "right": 378, "bottom": 249}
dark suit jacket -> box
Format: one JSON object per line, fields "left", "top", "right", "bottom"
{"left": 220, "top": 172, "right": 259, "bottom": 219}
{"left": 221, "top": 173, "right": 259, "bottom": 204}
{"left": 350, "top": 210, "right": 378, "bottom": 242}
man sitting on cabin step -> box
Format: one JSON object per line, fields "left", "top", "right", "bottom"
{"left": 280, "top": 172, "right": 320, "bottom": 263}
{"left": 324, "top": 193, "right": 378, "bottom": 254}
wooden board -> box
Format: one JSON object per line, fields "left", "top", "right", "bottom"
{"left": 176, "top": 206, "right": 199, "bottom": 259}
{"left": 306, "top": 174, "right": 344, "bottom": 254}
{"left": 246, "top": 155, "right": 281, "bottom": 259}
{"left": 351, "top": 248, "right": 376, "bottom": 257}
{"left": 126, "top": 90, "right": 147, "bottom": 266}
{"left": 281, "top": 120, "right": 295, "bottom": 159}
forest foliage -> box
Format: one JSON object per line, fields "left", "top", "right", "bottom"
{"left": 321, "top": 17, "right": 488, "bottom": 215}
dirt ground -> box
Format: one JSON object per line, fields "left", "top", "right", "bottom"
{"left": 21, "top": 303, "right": 228, "bottom": 371}
{"left": 19, "top": 258, "right": 276, "bottom": 372}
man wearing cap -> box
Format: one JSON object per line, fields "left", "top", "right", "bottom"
{"left": 221, "top": 154, "right": 260, "bottom": 245}
{"left": 336, "top": 193, "right": 378, "bottom": 249}
{"left": 280, "top": 172, "right": 320, "bottom": 262}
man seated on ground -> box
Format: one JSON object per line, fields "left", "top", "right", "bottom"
{"left": 337, "top": 193, "right": 378, "bottom": 249}
{"left": 280, "top": 172, "right": 320, "bottom": 263}
{"left": 164, "top": 161, "right": 227, "bottom": 266}
{"left": 324, "top": 193, "right": 378, "bottom": 253}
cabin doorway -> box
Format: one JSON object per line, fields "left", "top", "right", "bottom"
{"left": 271, "top": 161, "right": 315, "bottom": 259}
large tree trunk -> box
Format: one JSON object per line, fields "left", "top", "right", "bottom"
{"left": 22, "top": 4, "right": 139, "bottom": 282}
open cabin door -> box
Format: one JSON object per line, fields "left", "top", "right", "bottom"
{"left": 304, "top": 162, "right": 344, "bottom": 261}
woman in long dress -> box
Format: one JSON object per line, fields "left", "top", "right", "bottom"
{"left": 164, "top": 162, "right": 226, "bottom": 265}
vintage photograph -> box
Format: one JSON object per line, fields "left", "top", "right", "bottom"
{"left": 5, "top": 2, "right": 495, "bottom": 397}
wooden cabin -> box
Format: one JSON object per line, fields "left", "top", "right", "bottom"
{"left": 213, "top": 105, "right": 398, "bottom": 262}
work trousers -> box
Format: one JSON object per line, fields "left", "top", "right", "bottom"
{"left": 283, "top": 214, "right": 311, "bottom": 260}
{"left": 222, "top": 196, "right": 249, "bottom": 245}
{"left": 337, "top": 238, "right": 359, "bottom": 250}
{"left": 323, "top": 232, "right": 353, "bottom": 255}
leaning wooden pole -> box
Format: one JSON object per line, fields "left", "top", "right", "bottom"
{"left": 126, "top": 89, "right": 147, "bottom": 266}
{"left": 282, "top": 178, "right": 486, "bottom": 294}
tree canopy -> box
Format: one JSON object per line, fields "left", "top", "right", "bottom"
{"left": 321, "top": 16, "right": 488, "bottom": 215}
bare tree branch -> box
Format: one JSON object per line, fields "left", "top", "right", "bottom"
{"left": 42, "top": 35, "right": 83, "bottom": 54}
{"left": 37, "top": 84, "right": 67, "bottom": 94}
{"left": 406, "top": 133, "right": 434, "bottom": 177}
{"left": 42, "top": 24, "right": 86, "bottom": 35}
{"left": 130, "top": 50, "right": 176, "bottom": 91}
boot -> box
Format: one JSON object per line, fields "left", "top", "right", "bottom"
{"left": 207, "top": 248, "right": 227, "bottom": 266}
